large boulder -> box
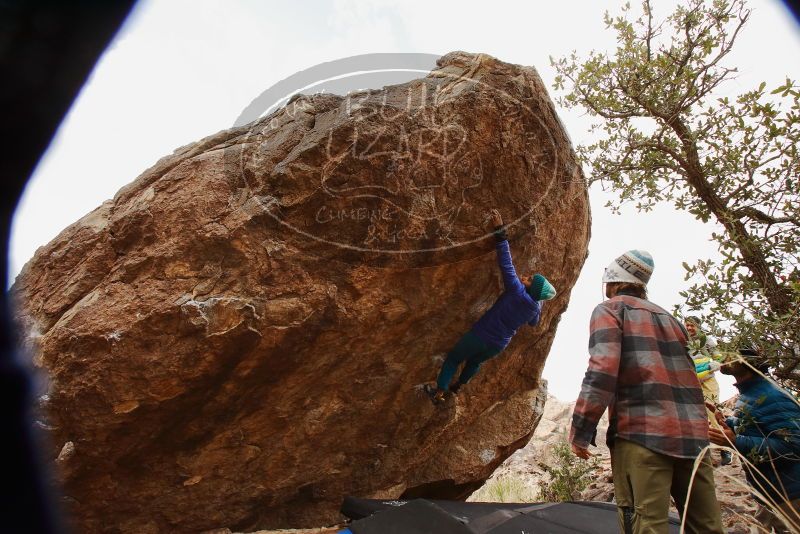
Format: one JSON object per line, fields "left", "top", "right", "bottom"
{"left": 13, "top": 51, "right": 590, "bottom": 532}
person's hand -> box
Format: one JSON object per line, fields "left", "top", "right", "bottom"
{"left": 705, "top": 402, "right": 727, "bottom": 427}
{"left": 708, "top": 425, "right": 736, "bottom": 446}
{"left": 571, "top": 442, "right": 591, "bottom": 460}
{"left": 490, "top": 209, "right": 503, "bottom": 227}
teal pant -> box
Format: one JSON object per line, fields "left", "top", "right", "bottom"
{"left": 436, "top": 331, "right": 502, "bottom": 391}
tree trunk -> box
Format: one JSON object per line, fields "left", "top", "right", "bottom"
{"left": 669, "top": 117, "right": 792, "bottom": 316}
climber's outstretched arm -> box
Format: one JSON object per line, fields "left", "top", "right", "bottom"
{"left": 489, "top": 209, "right": 523, "bottom": 293}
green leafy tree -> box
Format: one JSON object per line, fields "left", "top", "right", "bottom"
{"left": 552, "top": 0, "right": 800, "bottom": 390}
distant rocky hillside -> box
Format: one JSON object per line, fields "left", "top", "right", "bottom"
{"left": 470, "top": 395, "right": 762, "bottom": 533}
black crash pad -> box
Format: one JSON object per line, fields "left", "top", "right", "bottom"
{"left": 340, "top": 497, "right": 683, "bottom": 533}
{"left": 343, "top": 498, "right": 475, "bottom": 534}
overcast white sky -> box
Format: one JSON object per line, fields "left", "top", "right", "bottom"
{"left": 11, "top": 0, "right": 800, "bottom": 401}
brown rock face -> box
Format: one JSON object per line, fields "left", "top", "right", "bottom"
{"left": 13, "top": 52, "right": 589, "bottom": 533}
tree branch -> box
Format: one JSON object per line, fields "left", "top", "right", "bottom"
{"left": 734, "top": 206, "right": 800, "bottom": 226}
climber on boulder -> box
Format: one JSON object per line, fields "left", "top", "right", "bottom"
{"left": 425, "top": 209, "right": 556, "bottom": 405}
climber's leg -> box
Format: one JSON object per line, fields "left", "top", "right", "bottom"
{"left": 456, "top": 339, "right": 502, "bottom": 386}
{"left": 435, "top": 331, "right": 485, "bottom": 392}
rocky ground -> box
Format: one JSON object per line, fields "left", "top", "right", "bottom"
{"left": 470, "top": 395, "right": 763, "bottom": 533}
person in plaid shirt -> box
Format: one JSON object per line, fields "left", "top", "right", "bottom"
{"left": 569, "top": 250, "right": 724, "bottom": 534}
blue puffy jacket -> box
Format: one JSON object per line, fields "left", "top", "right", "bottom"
{"left": 727, "top": 375, "right": 800, "bottom": 503}
{"left": 469, "top": 239, "right": 541, "bottom": 349}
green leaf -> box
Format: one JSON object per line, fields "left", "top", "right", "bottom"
{"left": 551, "top": 0, "right": 800, "bottom": 393}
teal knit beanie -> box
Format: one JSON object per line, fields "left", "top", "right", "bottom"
{"left": 527, "top": 274, "right": 556, "bottom": 301}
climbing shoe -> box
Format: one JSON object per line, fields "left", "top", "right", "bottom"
{"left": 423, "top": 384, "right": 446, "bottom": 405}
{"left": 449, "top": 382, "right": 463, "bottom": 395}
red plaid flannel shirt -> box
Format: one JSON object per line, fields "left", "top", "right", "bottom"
{"left": 569, "top": 295, "right": 709, "bottom": 459}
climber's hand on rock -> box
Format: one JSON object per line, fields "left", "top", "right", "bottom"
{"left": 490, "top": 209, "right": 503, "bottom": 228}
{"left": 571, "top": 442, "right": 591, "bottom": 460}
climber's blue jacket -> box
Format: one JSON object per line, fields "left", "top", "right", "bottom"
{"left": 470, "top": 238, "right": 541, "bottom": 350}
{"left": 726, "top": 375, "right": 800, "bottom": 503}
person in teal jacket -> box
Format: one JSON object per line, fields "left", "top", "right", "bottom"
{"left": 708, "top": 348, "right": 800, "bottom": 533}
{"left": 425, "top": 210, "right": 556, "bottom": 404}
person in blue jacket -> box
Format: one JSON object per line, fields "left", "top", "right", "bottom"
{"left": 708, "top": 347, "right": 800, "bottom": 532}
{"left": 426, "top": 209, "right": 556, "bottom": 405}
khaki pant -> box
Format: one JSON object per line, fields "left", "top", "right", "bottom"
{"left": 611, "top": 439, "right": 724, "bottom": 534}
{"left": 754, "top": 498, "right": 800, "bottom": 533}
{"left": 701, "top": 376, "right": 721, "bottom": 429}
{"left": 701, "top": 377, "right": 732, "bottom": 464}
